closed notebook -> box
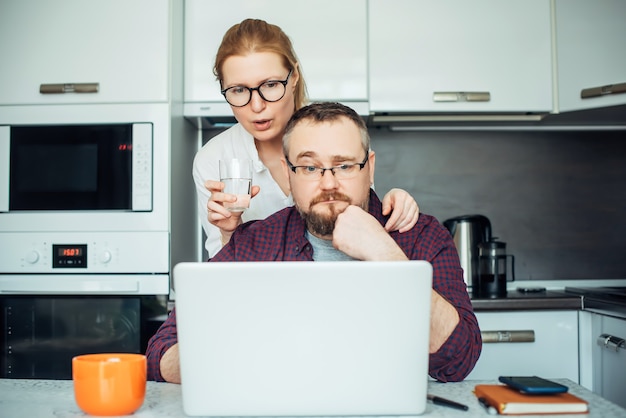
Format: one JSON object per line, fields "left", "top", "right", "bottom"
{"left": 474, "top": 384, "right": 589, "bottom": 415}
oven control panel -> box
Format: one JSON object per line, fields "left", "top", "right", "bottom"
{"left": 0, "top": 231, "right": 169, "bottom": 273}
{"left": 52, "top": 244, "right": 88, "bottom": 268}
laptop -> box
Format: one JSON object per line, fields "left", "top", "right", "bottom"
{"left": 174, "top": 260, "right": 433, "bottom": 417}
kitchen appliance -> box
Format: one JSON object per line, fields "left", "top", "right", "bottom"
{"left": 0, "top": 103, "right": 178, "bottom": 379}
{"left": 0, "top": 104, "right": 170, "bottom": 235}
{"left": 0, "top": 294, "right": 166, "bottom": 379}
{"left": 475, "top": 239, "right": 515, "bottom": 298}
{"left": 0, "top": 104, "right": 170, "bottom": 277}
{"left": 443, "top": 214, "right": 492, "bottom": 291}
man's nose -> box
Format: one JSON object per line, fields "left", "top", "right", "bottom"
{"left": 319, "top": 169, "right": 339, "bottom": 189}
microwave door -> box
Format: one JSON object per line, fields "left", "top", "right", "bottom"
{"left": 4, "top": 124, "right": 154, "bottom": 212}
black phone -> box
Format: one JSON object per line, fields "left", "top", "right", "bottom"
{"left": 498, "top": 376, "right": 569, "bottom": 394}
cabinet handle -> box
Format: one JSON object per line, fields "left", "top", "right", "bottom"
{"left": 433, "top": 91, "right": 491, "bottom": 102}
{"left": 597, "top": 334, "right": 625, "bottom": 352}
{"left": 40, "top": 83, "right": 99, "bottom": 94}
{"left": 580, "top": 82, "right": 626, "bottom": 99}
{"left": 481, "top": 330, "right": 535, "bottom": 343}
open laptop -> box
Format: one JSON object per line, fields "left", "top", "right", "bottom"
{"left": 174, "top": 260, "right": 433, "bottom": 417}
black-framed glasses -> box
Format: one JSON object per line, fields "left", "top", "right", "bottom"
{"left": 221, "top": 70, "right": 292, "bottom": 107}
{"left": 285, "top": 154, "right": 369, "bottom": 181}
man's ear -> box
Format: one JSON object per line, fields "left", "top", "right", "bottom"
{"left": 281, "top": 157, "right": 292, "bottom": 192}
{"left": 368, "top": 151, "right": 376, "bottom": 186}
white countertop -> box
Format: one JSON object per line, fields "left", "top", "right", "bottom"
{"left": 1, "top": 378, "right": 625, "bottom": 417}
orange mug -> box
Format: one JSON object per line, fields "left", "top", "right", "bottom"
{"left": 72, "top": 353, "right": 147, "bottom": 416}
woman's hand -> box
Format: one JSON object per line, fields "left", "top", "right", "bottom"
{"left": 381, "top": 188, "right": 419, "bottom": 233}
{"left": 205, "top": 180, "right": 260, "bottom": 243}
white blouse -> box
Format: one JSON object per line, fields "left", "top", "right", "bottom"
{"left": 192, "top": 123, "right": 293, "bottom": 257}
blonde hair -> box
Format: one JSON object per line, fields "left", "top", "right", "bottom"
{"left": 214, "top": 19, "right": 308, "bottom": 110}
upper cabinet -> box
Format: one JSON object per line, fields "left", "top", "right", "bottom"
{"left": 183, "top": 0, "right": 368, "bottom": 119}
{"left": 368, "top": 0, "right": 553, "bottom": 115}
{"left": 0, "top": 0, "right": 169, "bottom": 105}
{"left": 555, "top": 0, "right": 626, "bottom": 113}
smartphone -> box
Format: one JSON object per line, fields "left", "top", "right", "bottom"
{"left": 498, "top": 376, "right": 569, "bottom": 394}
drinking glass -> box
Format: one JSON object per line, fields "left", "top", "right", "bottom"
{"left": 219, "top": 159, "right": 252, "bottom": 212}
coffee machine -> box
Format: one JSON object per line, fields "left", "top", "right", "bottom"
{"left": 476, "top": 239, "right": 515, "bottom": 298}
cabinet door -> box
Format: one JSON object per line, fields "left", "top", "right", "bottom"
{"left": 591, "top": 313, "right": 626, "bottom": 408}
{"left": 467, "top": 311, "right": 579, "bottom": 381}
{"left": 555, "top": 0, "right": 626, "bottom": 112}
{"left": 369, "top": 0, "right": 553, "bottom": 113}
{"left": 0, "top": 0, "right": 169, "bottom": 105}
{"left": 184, "top": 0, "right": 367, "bottom": 116}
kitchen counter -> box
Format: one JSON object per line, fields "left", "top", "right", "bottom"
{"left": 1, "top": 378, "right": 625, "bottom": 417}
{"left": 471, "top": 288, "right": 582, "bottom": 311}
{"left": 565, "top": 286, "right": 626, "bottom": 320}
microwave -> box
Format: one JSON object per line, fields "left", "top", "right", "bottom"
{"left": 0, "top": 104, "right": 170, "bottom": 233}
{"left": 0, "top": 104, "right": 172, "bottom": 275}
{"left": 1, "top": 123, "right": 152, "bottom": 212}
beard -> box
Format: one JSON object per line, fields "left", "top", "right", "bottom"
{"left": 296, "top": 192, "right": 367, "bottom": 236}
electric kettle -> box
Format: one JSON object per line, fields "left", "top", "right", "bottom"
{"left": 443, "top": 214, "right": 492, "bottom": 291}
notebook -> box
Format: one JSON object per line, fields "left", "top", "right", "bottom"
{"left": 474, "top": 384, "right": 589, "bottom": 415}
{"left": 174, "top": 260, "right": 433, "bottom": 417}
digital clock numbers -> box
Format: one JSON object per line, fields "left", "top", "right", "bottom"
{"left": 59, "top": 247, "right": 83, "bottom": 257}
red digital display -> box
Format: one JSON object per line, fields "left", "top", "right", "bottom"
{"left": 59, "top": 247, "right": 83, "bottom": 257}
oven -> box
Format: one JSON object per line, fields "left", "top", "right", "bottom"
{"left": 0, "top": 103, "right": 172, "bottom": 379}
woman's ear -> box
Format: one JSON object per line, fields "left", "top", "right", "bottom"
{"left": 291, "top": 62, "right": 300, "bottom": 90}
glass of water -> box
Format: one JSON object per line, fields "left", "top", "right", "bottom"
{"left": 219, "top": 159, "right": 252, "bottom": 212}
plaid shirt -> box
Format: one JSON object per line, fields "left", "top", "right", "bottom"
{"left": 146, "top": 190, "right": 481, "bottom": 382}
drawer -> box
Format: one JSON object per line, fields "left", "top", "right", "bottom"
{"left": 467, "top": 310, "right": 579, "bottom": 382}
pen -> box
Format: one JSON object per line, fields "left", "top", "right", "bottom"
{"left": 477, "top": 397, "right": 497, "bottom": 415}
{"left": 427, "top": 394, "right": 469, "bottom": 411}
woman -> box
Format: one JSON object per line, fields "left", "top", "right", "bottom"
{"left": 192, "top": 18, "right": 419, "bottom": 257}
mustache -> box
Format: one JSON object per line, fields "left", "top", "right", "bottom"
{"left": 309, "top": 192, "right": 351, "bottom": 206}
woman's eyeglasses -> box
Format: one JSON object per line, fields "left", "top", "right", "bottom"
{"left": 221, "top": 70, "right": 292, "bottom": 107}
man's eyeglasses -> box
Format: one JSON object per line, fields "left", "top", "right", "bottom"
{"left": 285, "top": 154, "right": 369, "bottom": 181}
{"left": 221, "top": 70, "right": 292, "bottom": 107}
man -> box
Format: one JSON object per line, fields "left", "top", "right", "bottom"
{"left": 147, "top": 102, "right": 481, "bottom": 383}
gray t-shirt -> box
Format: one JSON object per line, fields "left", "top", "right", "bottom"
{"left": 306, "top": 231, "right": 356, "bottom": 261}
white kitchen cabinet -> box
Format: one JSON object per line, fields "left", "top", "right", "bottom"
{"left": 585, "top": 312, "right": 626, "bottom": 408}
{"left": 466, "top": 311, "right": 579, "bottom": 382}
{"left": 555, "top": 0, "right": 626, "bottom": 113}
{"left": 0, "top": 0, "right": 169, "bottom": 105}
{"left": 183, "top": 0, "right": 368, "bottom": 119}
{"left": 368, "top": 0, "right": 553, "bottom": 114}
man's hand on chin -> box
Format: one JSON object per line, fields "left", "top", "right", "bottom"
{"left": 332, "top": 206, "right": 408, "bottom": 261}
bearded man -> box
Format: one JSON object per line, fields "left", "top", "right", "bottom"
{"left": 146, "top": 102, "right": 481, "bottom": 384}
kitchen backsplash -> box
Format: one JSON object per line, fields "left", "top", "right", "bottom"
{"left": 370, "top": 128, "right": 626, "bottom": 280}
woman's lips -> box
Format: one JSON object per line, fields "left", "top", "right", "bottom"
{"left": 253, "top": 119, "right": 271, "bottom": 131}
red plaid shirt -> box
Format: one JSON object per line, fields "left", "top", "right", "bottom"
{"left": 146, "top": 190, "right": 481, "bottom": 382}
